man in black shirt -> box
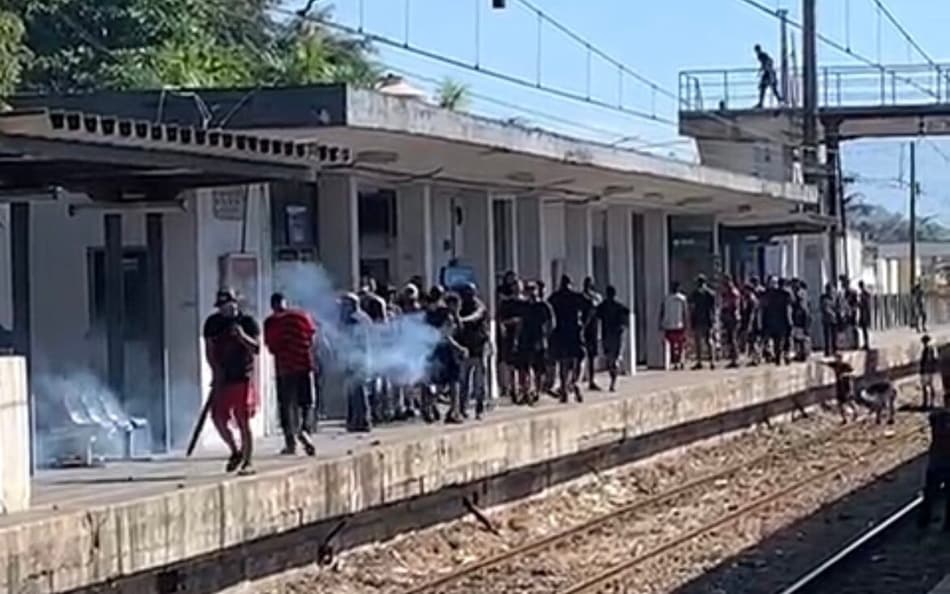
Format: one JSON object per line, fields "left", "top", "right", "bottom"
{"left": 202, "top": 289, "right": 260, "bottom": 475}
{"left": 581, "top": 277, "right": 603, "bottom": 391}
{"left": 458, "top": 283, "right": 490, "bottom": 418}
{"left": 820, "top": 283, "right": 838, "bottom": 356}
{"left": 689, "top": 275, "right": 716, "bottom": 370}
{"left": 513, "top": 282, "right": 553, "bottom": 403}
{"left": 857, "top": 280, "right": 872, "bottom": 350}
{"left": 762, "top": 277, "right": 792, "bottom": 365}
{"left": 548, "top": 275, "right": 592, "bottom": 402}
{"left": 430, "top": 292, "right": 468, "bottom": 424}
{"left": 755, "top": 44, "right": 783, "bottom": 108}
{"left": 497, "top": 276, "right": 521, "bottom": 399}
{"left": 595, "top": 285, "right": 630, "bottom": 392}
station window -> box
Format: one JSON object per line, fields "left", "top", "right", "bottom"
{"left": 358, "top": 188, "right": 397, "bottom": 237}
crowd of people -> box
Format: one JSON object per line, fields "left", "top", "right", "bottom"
{"left": 200, "top": 271, "right": 631, "bottom": 474}
{"left": 199, "top": 266, "right": 931, "bottom": 475}
{"left": 660, "top": 273, "right": 879, "bottom": 371}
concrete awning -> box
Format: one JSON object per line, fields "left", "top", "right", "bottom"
{"left": 719, "top": 210, "right": 835, "bottom": 243}
{"left": 275, "top": 89, "right": 818, "bottom": 217}
{"left": 0, "top": 109, "right": 350, "bottom": 198}
{"left": 10, "top": 85, "right": 817, "bottom": 217}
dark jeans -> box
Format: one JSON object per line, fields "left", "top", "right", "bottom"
{"left": 692, "top": 326, "right": 714, "bottom": 366}
{"left": 276, "top": 372, "right": 315, "bottom": 449}
{"left": 822, "top": 322, "right": 837, "bottom": 356}
{"left": 766, "top": 327, "right": 789, "bottom": 364}
{"left": 722, "top": 318, "right": 739, "bottom": 364}
{"left": 346, "top": 377, "right": 372, "bottom": 432}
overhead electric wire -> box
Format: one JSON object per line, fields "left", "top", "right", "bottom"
{"left": 734, "top": 0, "right": 938, "bottom": 100}
{"left": 270, "top": 5, "right": 675, "bottom": 127}
{"left": 870, "top": 0, "right": 937, "bottom": 68}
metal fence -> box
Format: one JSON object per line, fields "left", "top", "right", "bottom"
{"left": 867, "top": 293, "right": 950, "bottom": 332}
{"left": 679, "top": 63, "right": 950, "bottom": 112}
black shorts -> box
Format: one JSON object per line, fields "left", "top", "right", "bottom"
{"left": 550, "top": 331, "right": 583, "bottom": 360}
{"left": 584, "top": 338, "right": 599, "bottom": 357}
{"left": 276, "top": 371, "right": 315, "bottom": 407}
{"left": 514, "top": 349, "right": 546, "bottom": 373}
{"left": 603, "top": 335, "right": 622, "bottom": 360}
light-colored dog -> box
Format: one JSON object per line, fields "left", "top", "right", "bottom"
{"left": 858, "top": 380, "right": 897, "bottom": 424}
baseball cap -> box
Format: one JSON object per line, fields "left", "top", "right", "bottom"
{"left": 214, "top": 288, "right": 238, "bottom": 307}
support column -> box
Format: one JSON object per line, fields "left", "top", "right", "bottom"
{"left": 606, "top": 204, "right": 636, "bottom": 374}
{"left": 104, "top": 214, "right": 125, "bottom": 403}
{"left": 396, "top": 183, "right": 434, "bottom": 287}
{"left": 564, "top": 203, "right": 593, "bottom": 283}
{"left": 462, "top": 191, "right": 497, "bottom": 311}
{"left": 642, "top": 210, "right": 669, "bottom": 369}
{"left": 516, "top": 196, "right": 547, "bottom": 282}
{"left": 463, "top": 190, "right": 498, "bottom": 400}
{"left": 10, "top": 203, "right": 29, "bottom": 361}
{"left": 145, "top": 213, "right": 167, "bottom": 452}
{"left": 318, "top": 174, "right": 360, "bottom": 290}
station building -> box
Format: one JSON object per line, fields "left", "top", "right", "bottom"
{"left": 2, "top": 84, "right": 819, "bottom": 454}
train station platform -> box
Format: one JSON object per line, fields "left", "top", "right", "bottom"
{"left": 1, "top": 327, "right": 946, "bottom": 594}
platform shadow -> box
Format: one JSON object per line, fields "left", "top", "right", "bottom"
{"left": 670, "top": 452, "right": 932, "bottom": 594}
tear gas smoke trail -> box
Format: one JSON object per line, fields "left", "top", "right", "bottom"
{"left": 274, "top": 262, "right": 440, "bottom": 384}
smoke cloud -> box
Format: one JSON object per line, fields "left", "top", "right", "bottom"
{"left": 33, "top": 369, "right": 146, "bottom": 464}
{"left": 273, "top": 262, "right": 440, "bottom": 385}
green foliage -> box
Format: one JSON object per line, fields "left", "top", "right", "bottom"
{"left": 1, "top": 0, "right": 379, "bottom": 93}
{"left": 0, "top": 10, "right": 28, "bottom": 97}
{"left": 436, "top": 77, "right": 471, "bottom": 111}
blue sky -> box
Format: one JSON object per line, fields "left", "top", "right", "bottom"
{"left": 307, "top": 0, "right": 950, "bottom": 221}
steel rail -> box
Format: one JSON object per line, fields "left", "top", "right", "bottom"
{"left": 402, "top": 418, "right": 877, "bottom": 594}
{"left": 776, "top": 495, "right": 924, "bottom": 594}
{"left": 561, "top": 427, "right": 924, "bottom": 593}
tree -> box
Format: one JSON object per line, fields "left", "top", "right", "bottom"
{"left": 0, "top": 0, "right": 379, "bottom": 93}
{"left": 436, "top": 77, "right": 471, "bottom": 111}
{"left": 0, "top": 9, "right": 28, "bottom": 96}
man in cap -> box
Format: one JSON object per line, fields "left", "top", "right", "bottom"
{"left": 202, "top": 289, "right": 261, "bottom": 474}
{"left": 457, "top": 282, "right": 490, "bottom": 418}
{"left": 264, "top": 292, "right": 317, "bottom": 456}
{"left": 548, "top": 274, "right": 593, "bottom": 402}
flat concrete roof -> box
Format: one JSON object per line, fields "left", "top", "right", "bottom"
{"left": 877, "top": 242, "right": 950, "bottom": 259}
{"left": 12, "top": 85, "right": 817, "bottom": 217}
{"left": 0, "top": 108, "right": 346, "bottom": 193}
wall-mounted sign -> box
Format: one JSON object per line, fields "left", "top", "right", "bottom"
{"left": 212, "top": 187, "right": 247, "bottom": 221}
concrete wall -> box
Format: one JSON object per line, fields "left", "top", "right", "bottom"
{"left": 0, "top": 356, "right": 28, "bottom": 514}
{"left": 2, "top": 328, "right": 938, "bottom": 593}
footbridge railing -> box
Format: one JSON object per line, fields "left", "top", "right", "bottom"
{"left": 680, "top": 63, "right": 950, "bottom": 113}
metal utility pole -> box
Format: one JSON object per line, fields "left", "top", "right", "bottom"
{"left": 909, "top": 140, "right": 918, "bottom": 284}
{"left": 778, "top": 9, "right": 790, "bottom": 103}
{"left": 802, "top": 0, "right": 818, "bottom": 183}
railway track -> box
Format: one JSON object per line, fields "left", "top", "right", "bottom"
{"left": 559, "top": 426, "right": 923, "bottom": 594}
{"left": 775, "top": 495, "right": 923, "bottom": 594}
{"left": 402, "top": 417, "right": 921, "bottom": 594}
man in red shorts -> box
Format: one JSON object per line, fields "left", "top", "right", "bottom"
{"left": 203, "top": 289, "right": 261, "bottom": 475}
{"left": 264, "top": 292, "right": 317, "bottom": 457}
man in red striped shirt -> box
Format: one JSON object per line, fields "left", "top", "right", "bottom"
{"left": 264, "top": 292, "right": 318, "bottom": 456}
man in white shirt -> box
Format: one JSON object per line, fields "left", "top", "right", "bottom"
{"left": 660, "top": 281, "right": 689, "bottom": 370}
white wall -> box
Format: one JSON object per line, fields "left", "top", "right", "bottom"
{"left": 162, "top": 200, "right": 201, "bottom": 448}
{"left": 29, "top": 195, "right": 146, "bottom": 379}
